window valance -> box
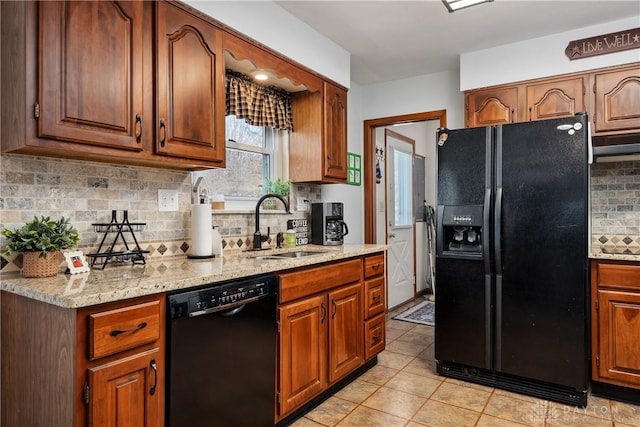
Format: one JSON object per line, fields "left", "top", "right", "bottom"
{"left": 225, "top": 70, "right": 293, "bottom": 131}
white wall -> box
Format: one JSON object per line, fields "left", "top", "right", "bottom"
{"left": 184, "top": 0, "right": 351, "bottom": 88}
{"left": 460, "top": 16, "right": 640, "bottom": 91}
{"left": 339, "top": 70, "right": 462, "bottom": 245}
{"left": 362, "top": 70, "right": 465, "bottom": 129}
{"left": 321, "top": 83, "right": 364, "bottom": 244}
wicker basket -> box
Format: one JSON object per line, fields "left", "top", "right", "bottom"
{"left": 21, "top": 251, "right": 61, "bottom": 278}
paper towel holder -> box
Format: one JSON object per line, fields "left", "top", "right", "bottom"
{"left": 188, "top": 203, "right": 215, "bottom": 259}
{"left": 192, "top": 177, "right": 209, "bottom": 204}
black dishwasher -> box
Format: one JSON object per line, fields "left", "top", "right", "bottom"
{"left": 166, "top": 274, "right": 277, "bottom": 427}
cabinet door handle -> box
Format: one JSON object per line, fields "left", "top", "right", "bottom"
{"left": 372, "top": 294, "right": 381, "bottom": 303}
{"left": 149, "top": 359, "right": 157, "bottom": 396}
{"left": 372, "top": 263, "right": 380, "bottom": 270}
{"left": 135, "top": 114, "right": 142, "bottom": 143}
{"left": 159, "top": 119, "right": 166, "bottom": 147}
{"left": 511, "top": 109, "right": 515, "bottom": 123}
{"left": 331, "top": 299, "right": 337, "bottom": 319}
{"left": 109, "top": 321, "right": 147, "bottom": 337}
{"left": 321, "top": 302, "right": 326, "bottom": 323}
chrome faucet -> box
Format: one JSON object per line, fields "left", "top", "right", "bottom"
{"left": 254, "top": 193, "right": 291, "bottom": 250}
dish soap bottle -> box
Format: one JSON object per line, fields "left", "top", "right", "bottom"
{"left": 211, "top": 226, "right": 223, "bottom": 257}
{"left": 286, "top": 229, "right": 297, "bottom": 247}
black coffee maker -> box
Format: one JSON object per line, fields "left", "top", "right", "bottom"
{"left": 311, "top": 202, "right": 349, "bottom": 246}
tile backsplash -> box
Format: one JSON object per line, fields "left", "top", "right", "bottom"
{"left": 591, "top": 160, "right": 640, "bottom": 235}
{"left": 0, "top": 154, "right": 319, "bottom": 273}
{"left": 590, "top": 160, "right": 640, "bottom": 252}
{"left": 3, "top": 154, "right": 637, "bottom": 273}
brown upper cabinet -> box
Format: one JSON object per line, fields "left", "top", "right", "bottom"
{"left": 223, "top": 32, "right": 349, "bottom": 184}
{"left": 466, "top": 77, "right": 586, "bottom": 127}
{"left": 2, "top": 1, "right": 349, "bottom": 173}
{"left": 525, "top": 77, "right": 585, "bottom": 122}
{"left": 38, "top": 1, "right": 148, "bottom": 152}
{"left": 593, "top": 67, "right": 640, "bottom": 134}
{"left": 1, "top": 1, "right": 224, "bottom": 169}
{"left": 156, "top": 1, "right": 225, "bottom": 164}
{"left": 290, "top": 82, "right": 349, "bottom": 183}
{"left": 465, "top": 63, "right": 639, "bottom": 141}
{"left": 466, "top": 86, "right": 519, "bottom": 127}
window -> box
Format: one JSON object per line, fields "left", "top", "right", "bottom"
{"left": 391, "top": 147, "right": 413, "bottom": 227}
{"left": 192, "top": 115, "right": 289, "bottom": 208}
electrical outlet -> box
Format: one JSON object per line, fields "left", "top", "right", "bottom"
{"left": 158, "top": 189, "right": 179, "bottom": 212}
{"left": 296, "top": 196, "right": 308, "bottom": 211}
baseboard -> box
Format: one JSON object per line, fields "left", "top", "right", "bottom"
{"left": 591, "top": 380, "right": 640, "bottom": 405}
{"left": 437, "top": 360, "right": 588, "bottom": 407}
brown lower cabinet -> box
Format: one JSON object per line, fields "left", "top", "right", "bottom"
{"left": 591, "top": 259, "right": 640, "bottom": 395}
{"left": 363, "top": 253, "right": 386, "bottom": 360}
{"left": 276, "top": 254, "right": 386, "bottom": 421}
{"left": 1, "top": 253, "right": 386, "bottom": 426}
{"left": 1, "top": 292, "right": 165, "bottom": 427}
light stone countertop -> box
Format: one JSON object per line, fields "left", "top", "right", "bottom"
{"left": 0, "top": 244, "right": 387, "bottom": 309}
{"left": 589, "top": 247, "right": 640, "bottom": 263}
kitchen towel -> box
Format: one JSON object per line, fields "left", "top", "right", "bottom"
{"left": 191, "top": 203, "right": 213, "bottom": 257}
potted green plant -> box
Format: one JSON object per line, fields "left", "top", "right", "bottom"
{"left": 2, "top": 216, "right": 81, "bottom": 277}
{"left": 263, "top": 179, "right": 290, "bottom": 209}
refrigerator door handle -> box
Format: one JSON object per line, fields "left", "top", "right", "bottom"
{"left": 483, "top": 188, "right": 491, "bottom": 275}
{"left": 494, "top": 187, "right": 503, "bottom": 274}
{"left": 494, "top": 186, "right": 503, "bottom": 370}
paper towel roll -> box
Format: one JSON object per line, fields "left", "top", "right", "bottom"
{"left": 191, "top": 204, "right": 213, "bottom": 257}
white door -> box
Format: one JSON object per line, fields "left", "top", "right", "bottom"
{"left": 385, "top": 129, "right": 415, "bottom": 308}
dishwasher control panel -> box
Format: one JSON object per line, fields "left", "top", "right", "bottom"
{"left": 168, "top": 274, "right": 276, "bottom": 319}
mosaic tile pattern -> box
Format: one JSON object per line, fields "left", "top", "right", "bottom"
{"left": 591, "top": 234, "right": 640, "bottom": 255}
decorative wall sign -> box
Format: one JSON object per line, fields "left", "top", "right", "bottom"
{"left": 565, "top": 28, "right": 639, "bottom": 60}
{"left": 287, "top": 219, "right": 308, "bottom": 245}
{"left": 347, "top": 152, "right": 361, "bottom": 186}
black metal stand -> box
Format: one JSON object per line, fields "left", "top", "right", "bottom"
{"left": 86, "top": 210, "right": 149, "bottom": 269}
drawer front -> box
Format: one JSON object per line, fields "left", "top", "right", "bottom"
{"left": 364, "top": 277, "right": 385, "bottom": 319}
{"left": 279, "top": 259, "right": 362, "bottom": 303}
{"left": 89, "top": 300, "right": 160, "bottom": 360}
{"left": 364, "top": 254, "right": 384, "bottom": 279}
{"left": 364, "top": 314, "right": 385, "bottom": 360}
{"left": 593, "top": 261, "right": 640, "bottom": 291}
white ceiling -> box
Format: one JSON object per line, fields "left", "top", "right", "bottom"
{"left": 274, "top": 0, "right": 639, "bottom": 86}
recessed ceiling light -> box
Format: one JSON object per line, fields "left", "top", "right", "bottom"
{"left": 253, "top": 72, "right": 268, "bottom": 81}
{"left": 442, "top": 0, "right": 493, "bottom": 13}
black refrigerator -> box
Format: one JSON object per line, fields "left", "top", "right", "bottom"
{"left": 434, "top": 114, "right": 590, "bottom": 407}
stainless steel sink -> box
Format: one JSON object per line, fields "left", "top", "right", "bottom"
{"left": 271, "top": 251, "right": 324, "bottom": 258}
{"left": 251, "top": 250, "right": 326, "bottom": 260}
